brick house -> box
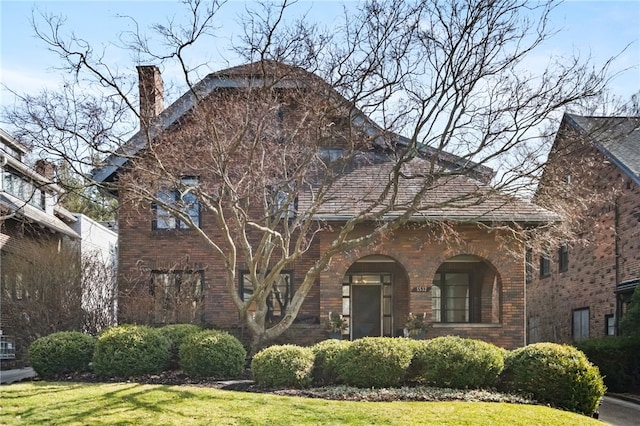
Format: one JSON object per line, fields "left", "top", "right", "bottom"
{"left": 527, "top": 113, "right": 640, "bottom": 343}
{"left": 1, "top": 129, "right": 118, "bottom": 364}
{"left": 1, "top": 128, "right": 80, "bottom": 364}
{"left": 93, "top": 61, "right": 556, "bottom": 349}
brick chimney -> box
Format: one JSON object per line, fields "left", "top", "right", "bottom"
{"left": 137, "top": 65, "right": 164, "bottom": 129}
{"left": 34, "top": 159, "right": 56, "bottom": 180}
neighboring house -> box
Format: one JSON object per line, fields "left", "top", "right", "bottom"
{"left": 93, "top": 62, "right": 556, "bottom": 349}
{"left": 527, "top": 113, "right": 640, "bottom": 343}
{"left": 70, "top": 213, "right": 118, "bottom": 333}
{"left": 0, "top": 128, "right": 80, "bottom": 365}
{"left": 0, "top": 129, "right": 118, "bottom": 365}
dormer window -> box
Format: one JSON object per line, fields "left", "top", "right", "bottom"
{"left": 2, "top": 169, "right": 46, "bottom": 210}
{"left": 1, "top": 142, "right": 22, "bottom": 161}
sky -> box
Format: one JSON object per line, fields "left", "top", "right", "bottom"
{"left": 0, "top": 0, "right": 639, "bottom": 114}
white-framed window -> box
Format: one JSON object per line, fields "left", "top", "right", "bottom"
{"left": 152, "top": 177, "right": 200, "bottom": 230}
{"left": 572, "top": 307, "right": 589, "bottom": 341}
{"left": 2, "top": 169, "right": 45, "bottom": 210}
{"left": 150, "top": 270, "right": 204, "bottom": 324}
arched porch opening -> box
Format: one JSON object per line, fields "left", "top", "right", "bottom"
{"left": 432, "top": 254, "right": 501, "bottom": 324}
{"left": 342, "top": 255, "right": 409, "bottom": 339}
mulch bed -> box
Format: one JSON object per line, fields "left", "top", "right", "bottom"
{"left": 32, "top": 370, "right": 536, "bottom": 403}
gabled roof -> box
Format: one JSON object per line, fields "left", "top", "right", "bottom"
{"left": 0, "top": 128, "right": 80, "bottom": 239}
{"left": 0, "top": 193, "right": 80, "bottom": 239}
{"left": 91, "top": 61, "right": 553, "bottom": 225}
{"left": 0, "top": 128, "right": 29, "bottom": 156}
{"left": 91, "top": 60, "right": 493, "bottom": 184}
{"left": 564, "top": 113, "right": 640, "bottom": 185}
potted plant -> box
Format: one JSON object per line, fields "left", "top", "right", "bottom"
{"left": 327, "top": 311, "right": 348, "bottom": 339}
{"left": 403, "top": 312, "right": 431, "bottom": 339}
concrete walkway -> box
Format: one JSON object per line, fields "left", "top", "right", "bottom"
{"left": 0, "top": 367, "right": 36, "bottom": 384}
{"left": 599, "top": 396, "right": 640, "bottom": 426}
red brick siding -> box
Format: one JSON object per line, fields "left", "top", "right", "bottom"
{"left": 528, "top": 138, "right": 640, "bottom": 343}
{"left": 118, "top": 192, "right": 527, "bottom": 348}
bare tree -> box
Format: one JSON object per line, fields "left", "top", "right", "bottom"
{"left": 1, "top": 0, "right": 618, "bottom": 351}
{"left": 0, "top": 239, "right": 115, "bottom": 360}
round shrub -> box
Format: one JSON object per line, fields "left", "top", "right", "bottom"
{"left": 412, "top": 336, "right": 504, "bottom": 389}
{"left": 252, "top": 344, "right": 315, "bottom": 388}
{"left": 311, "top": 339, "right": 352, "bottom": 385}
{"left": 499, "top": 343, "right": 606, "bottom": 415}
{"left": 179, "top": 330, "right": 246, "bottom": 378}
{"left": 28, "top": 331, "right": 95, "bottom": 378}
{"left": 577, "top": 336, "right": 640, "bottom": 393}
{"left": 336, "top": 337, "right": 414, "bottom": 388}
{"left": 93, "top": 325, "right": 170, "bottom": 378}
{"left": 159, "top": 324, "right": 202, "bottom": 370}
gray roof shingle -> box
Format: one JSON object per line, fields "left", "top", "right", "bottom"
{"left": 301, "top": 156, "right": 557, "bottom": 224}
{"left": 565, "top": 113, "right": 640, "bottom": 184}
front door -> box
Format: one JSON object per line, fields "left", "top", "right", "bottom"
{"left": 351, "top": 285, "right": 381, "bottom": 339}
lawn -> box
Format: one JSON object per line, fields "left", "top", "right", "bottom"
{"left": 0, "top": 382, "right": 603, "bottom": 425}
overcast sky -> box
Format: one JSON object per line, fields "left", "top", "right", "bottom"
{"left": 1, "top": 0, "right": 639, "bottom": 111}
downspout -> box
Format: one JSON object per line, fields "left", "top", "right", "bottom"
{"left": 1, "top": 154, "right": 6, "bottom": 189}
{"left": 614, "top": 197, "right": 621, "bottom": 335}
{"left": 0, "top": 154, "right": 5, "bottom": 337}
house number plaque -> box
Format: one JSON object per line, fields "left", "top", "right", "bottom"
{"left": 412, "top": 286, "right": 430, "bottom": 292}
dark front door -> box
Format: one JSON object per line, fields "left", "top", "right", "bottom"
{"left": 351, "top": 285, "right": 381, "bottom": 339}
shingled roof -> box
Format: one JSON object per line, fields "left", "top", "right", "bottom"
{"left": 91, "top": 61, "right": 556, "bottom": 225}
{"left": 301, "top": 155, "right": 557, "bottom": 224}
{"left": 565, "top": 113, "right": 640, "bottom": 185}
{"left": 91, "top": 61, "right": 493, "bottom": 184}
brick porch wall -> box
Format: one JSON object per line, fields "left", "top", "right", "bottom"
{"left": 118, "top": 192, "right": 527, "bottom": 349}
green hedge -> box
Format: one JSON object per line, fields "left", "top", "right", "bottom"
{"left": 159, "top": 324, "right": 202, "bottom": 370}
{"left": 252, "top": 345, "right": 315, "bottom": 388}
{"left": 499, "top": 343, "right": 606, "bottom": 416}
{"left": 576, "top": 336, "right": 640, "bottom": 393}
{"left": 411, "top": 336, "right": 504, "bottom": 389}
{"left": 336, "top": 337, "right": 414, "bottom": 388}
{"left": 28, "top": 332, "right": 95, "bottom": 378}
{"left": 179, "top": 330, "right": 246, "bottom": 378}
{"left": 93, "top": 325, "right": 170, "bottom": 378}
{"left": 311, "top": 339, "right": 352, "bottom": 385}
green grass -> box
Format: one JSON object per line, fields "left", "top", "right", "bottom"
{"left": 0, "top": 382, "right": 602, "bottom": 425}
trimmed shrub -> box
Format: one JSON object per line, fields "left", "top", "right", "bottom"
{"left": 412, "top": 336, "right": 504, "bottom": 389}
{"left": 576, "top": 336, "right": 640, "bottom": 393}
{"left": 28, "top": 331, "right": 95, "bottom": 378}
{"left": 93, "top": 325, "right": 170, "bottom": 378}
{"left": 179, "top": 330, "right": 246, "bottom": 378}
{"left": 252, "top": 344, "right": 315, "bottom": 388}
{"left": 499, "top": 342, "right": 606, "bottom": 415}
{"left": 336, "top": 337, "right": 414, "bottom": 388}
{"left": 620, "top": 286, "right": 640, "bottom": 336}
{"left": 159, "top": 324, "right": 202, "bottom": 370}
{"left": 311, "top": 339, "right": 352, "bottom": 385}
